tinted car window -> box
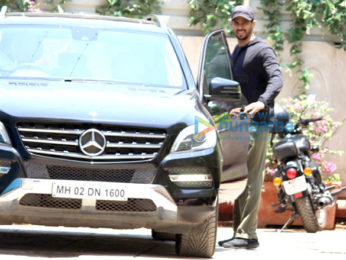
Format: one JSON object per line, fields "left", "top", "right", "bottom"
{"left": 0, "top": 25, "right": 185, "bottom": 88}
{"left": 201, "top": 32, "right": 232, "bottom": 95}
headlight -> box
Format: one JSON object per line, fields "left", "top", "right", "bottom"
{"left": 0, "top": 122, "right": 11, "bottom": 145}
{"left": 171, "top": 122, "right": 217, "bottom": 153}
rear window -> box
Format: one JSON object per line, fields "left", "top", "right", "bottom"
{"left": 0, "top": 24, "right": 185, "bottom": 88}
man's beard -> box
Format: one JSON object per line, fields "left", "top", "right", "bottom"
{"left": 235, "top": 27, "right": 253, "bottom": 41}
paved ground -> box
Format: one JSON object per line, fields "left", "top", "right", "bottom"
{"left": 0, "top": 224, "right": 345, "bottom": 259}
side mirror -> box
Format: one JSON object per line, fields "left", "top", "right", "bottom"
{"left": 208, "top": 77, "right": 241, "bottom": 101}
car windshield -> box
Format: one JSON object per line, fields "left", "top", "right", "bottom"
{"left": 0, "top": 24, "right": 185, "bottom": 88}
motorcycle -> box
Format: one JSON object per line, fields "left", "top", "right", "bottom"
{"left": 269, "top": 105, "right": 346, "bottom": 232}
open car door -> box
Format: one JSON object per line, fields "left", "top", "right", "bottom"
{"left": 197, "top": 29, "right": 250, "bottom": 200}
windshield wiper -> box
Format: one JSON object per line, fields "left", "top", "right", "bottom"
{"left": 31, "top": 31, "right": 49, "bottom": 60}
{"left": 63, "top": 78, "right": 116, "bottom": 84}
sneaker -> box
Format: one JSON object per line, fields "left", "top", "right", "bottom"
{"left": 218, "top": 237, "right": 234, "bottom": 246}
{"left": 222, "top": 238, "right": 259, "bottom": 249}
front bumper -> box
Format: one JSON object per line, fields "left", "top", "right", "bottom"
{"left": 0, "top": 178, "right": 216, "bottom": 233}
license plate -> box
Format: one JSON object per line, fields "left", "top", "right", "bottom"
{"left": 52, "top": 181, "right": 127, "bottom": 201}
{"left": 282, "top": 175, "right": 307, "bottom": 195}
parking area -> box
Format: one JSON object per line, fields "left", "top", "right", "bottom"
{"left": 0, "top": 224, "right": 345, "bottom": 259}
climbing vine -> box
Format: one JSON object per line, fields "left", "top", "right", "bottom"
{"left": 96, "top": 0, "right": 163, "bottom": 18}
{"left": 0, "top": 0, "right": 27, "bottom": 11}
{"left": 0, "top": 0, "right": 163, "bottom": 17}
{"left": 260, "top": 0, "right": 345, "bottom": 93}
{"left": 188, "top": 0, "right": 243, "bottom": 34}
{"left": 188, "top": 0, "right": 345, "bottom": 93}
{"left": 0, "top": 0, "right": 70, "bottom": 12}
{"left": 259, "top": 0, "right": 284, "bottom": 54}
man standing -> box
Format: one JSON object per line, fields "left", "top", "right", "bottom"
{"left": 218, "top": 6, "right": 283, "bottom": 249}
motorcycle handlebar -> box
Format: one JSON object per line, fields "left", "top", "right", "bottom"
{"left": 300, "top": 117, "right": 323, "bottom": 125}
{"left": 331, "top": 186, "right": 346, "bottom": 196}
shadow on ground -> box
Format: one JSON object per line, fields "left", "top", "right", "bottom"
{"left": 0, "top": 228, "right": 177, "bottom": 258}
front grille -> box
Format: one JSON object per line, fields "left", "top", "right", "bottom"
{"left": 96, "top": 199, "right": 156, "bottom": 212}
{"left": 17, "top": 123, "right": 166, "bottom": 162}
{"left": 47, "top": 165, "right": 134, "bottom": 182}
{"left": 19, "top": 194, "right": 81, "bottom": 209}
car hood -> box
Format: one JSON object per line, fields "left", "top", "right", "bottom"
{"left": 0, "top": 79, "right": 198, "bottom": 128}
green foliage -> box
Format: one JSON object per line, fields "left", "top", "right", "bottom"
{"left": 314, "top": 0, "right": 346, "bottom": 49}
{"left": 96, "top": 0, "right": 163, "bottom": 18}
{"left": 260, "top": 0, "right": 346, "bottom": 94}
{"left": 17, "top": 0, "right": 40, "bottom": 11}
{"left": 297, "top": 68, "right": 313, "bottom": 90}
{"left": 326, "top": 173, "right": 341, "bottom": 183}
{"left": 188, "top": 0, "right": 243, "bottom": 34}
{"left": 265, "top": 94, "right": 344, "bottom": 179}
{"left": 46, "top": 0, "right": 71, "bottom": 12}
{"left": 0, "top": 0, "right": 70, "bottom": 12}
{"left": 258, "top": 0, "right": 285, "bottom": 54}
{"left": 0, "top": 0, "right": 10, "bottom": 5}
{"left": 0, "top": 0, "right": 22, "bottom": 10}
{"left": 264, "top": 0, "right": 345, "bottom": 51}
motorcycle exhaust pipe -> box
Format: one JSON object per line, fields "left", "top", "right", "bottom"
{"left": 317, "top": 195, "right": 334, "bottom": 207}
{"left": 316, "top": 186, "right": 346, "bottom": 207}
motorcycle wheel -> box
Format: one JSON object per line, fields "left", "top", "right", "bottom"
{"left": 295, "top": 197, "right": 319, "bottom": 233}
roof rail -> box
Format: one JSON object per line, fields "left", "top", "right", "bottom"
{"left": 0, "top": 6, "right": 7, "bottom": 19}
{"left": 145, "top": 14, "right": 167, "bottom": 29}
{"left": 4, "top": 12, "right": 158, "bottom": 25}
{"left": 57, "top": 5, "right": 64, "bottom": 14}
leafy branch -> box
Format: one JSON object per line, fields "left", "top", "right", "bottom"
{"left": 188, "top": 0, "right": 243, "bottom": 35}
{"left": 261, "top": 0, "right": 345, "bottom": 94}
{"left": 96, "top": 0, "right": 163, "bottom": 18}
{"left": 0, "top": 0, "right": 71, "bottom": 12}
{"left": 258, "top": 0, "right": 285, "bottom": 54}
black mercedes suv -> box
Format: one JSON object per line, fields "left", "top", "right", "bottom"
{"left": 0, "top": 10, "right": 249, "bottom": 258}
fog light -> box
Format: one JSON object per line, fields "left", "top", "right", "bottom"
{"left": 0, "top": 166, "right": 10, "bottom": 175}
{"left": 273, "top": 177, "right": 282, "bottom": 186}
{"left": 169, "top": 174, "right": 212, "bottom": 182}
{"left": 304, "top": 167, "right": 312, "bottom": 176}
{"left": 169, "top": 174, "right": 212, "bottom": 188}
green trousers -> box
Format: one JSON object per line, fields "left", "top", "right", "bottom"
{"left": 233, "top": 127, "right": 269, "bottom": 240}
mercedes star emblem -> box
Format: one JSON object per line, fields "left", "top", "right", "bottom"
{"left": 79, "top": 129, "right": 106, "bottom": 156}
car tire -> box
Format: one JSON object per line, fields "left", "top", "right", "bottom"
{"left": 175, "top": 205, "right": 217, "bottom": 258}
